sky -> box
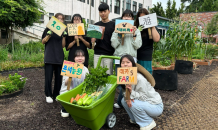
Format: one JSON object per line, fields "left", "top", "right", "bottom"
{"left": 152, "top": 0, "right": 189, "bottom": 10}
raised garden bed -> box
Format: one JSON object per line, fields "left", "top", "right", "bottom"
{"left": 192, "top": 59, "right": 213, "bottom": 66}
{"left": 0, "top": 88, "right": 23, "bottom": 99}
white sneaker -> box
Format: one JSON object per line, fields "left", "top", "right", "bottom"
{"left": 61, "top": 110, "right": 69, "bottom": 117}
{"left": 140, "top": 120, "right": 156, "bottom": 130}
{"left": 46, "top": 97, "right": 53, "bottom": 103}
{"left": 130, "top": 119, "right": 137, "bottom": 124}
{"left": 114, "top": 103, "right": 121, "bottom": 108}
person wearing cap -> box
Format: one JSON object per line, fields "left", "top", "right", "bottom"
{"left": 91, "top": 3, "right": 115, "bottom": 75}
{"left": 111, "top": 9, "right": 142, "bottom": 109}
{"left": 119, "top": 54, "right": 163, "bottom": 130}
{"left": 42, "top": 13, "right": 67, "bottom": 103}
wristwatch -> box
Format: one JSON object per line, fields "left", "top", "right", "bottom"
{"left": 133, "top": 34, "right": 137, "bottom": 37}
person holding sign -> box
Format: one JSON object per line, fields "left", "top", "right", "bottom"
{"left": 119, "top": 55, "right": 163, "bottom": 130}
{"left": 134, "top": 8, "right": 161, "bottom": 74}
{"left": 111, "top": 9, "right": 142, "bottom": 109}
{"left": 66, "top": 14, "right": 91, "bottom": 68}
{"left": 91, "top": 3, "right": 115, "bottom": 75}
{"left": 59, "top": 50, "right": 89, "bottom": 117}
{"left": 41, "top": 13, "right": 67, "bottom": 103}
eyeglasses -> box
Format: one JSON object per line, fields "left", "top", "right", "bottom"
{"left": 73, "top": 19, "right": 81, "bottom": 22}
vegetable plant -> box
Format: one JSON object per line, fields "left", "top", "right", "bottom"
{"left": 82, "top": 66, "right": 108, "bottom": 94}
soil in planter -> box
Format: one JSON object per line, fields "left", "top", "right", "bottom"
{"left": 174, "top": 60, "right": 193, "bottom": 74}
{"left": 153, "top": 70, "right": 178, "bottom": 91}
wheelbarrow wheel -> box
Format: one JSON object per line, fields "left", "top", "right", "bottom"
{"left": 106, "top": 113, "right": 116, "bottom": 128}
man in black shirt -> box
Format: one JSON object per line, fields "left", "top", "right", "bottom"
{"left": 92, "top": 3, "right": 115, "bottom": 75}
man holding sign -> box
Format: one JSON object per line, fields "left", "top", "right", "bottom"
{"left": 134, "top": 9, "right": 161, "bottom": 74}
{"left": 42, "top": 13, "right": 67, "bottom": 103}
{"left": 91, "top": 3, "right": 115, "bottom": 75}
{"left": 118, "top": 55, "right": 163, "bottom": 130}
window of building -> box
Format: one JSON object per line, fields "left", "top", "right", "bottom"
{"left": 110, "top": 0, "right": 112, "bottom": 12}
{"left": 87, "top": 19, "right": 89, "bottom": 24}
{"left": 126, "top": 0, "right": 131, "bottom": 10}
{"left": 65, "top": 15, "right": 71, "bottom": 24}
{"left": 1, "top": 29, "right": 7, "bottom": 39}
{"left": 101, "top": 0, "right": 107, "bottom": 4}
{"left": 139, "top": 3, "right": 142, "bottom": 9}
{"left": 87, "top": 0, "right": 89, "bottom": 4}
{"left": 39, "top": 14, "right": 44, "bottom": 23}
{"left": 114, "top": 0, "right": 120, "bottom": 14}
{"left": 91, "top": 0, "right": 94, "bottom": 7}
{"left": 133, "top": 1, "right": 137, "bottom": 13}
{"left": 49, "top": 13, "right": 54, "bottom": 20}
{"left": 122, "top": 0, "right": 124, "bottom": 14}
{"left": 78, "top": 0, "right": 85, "bottom": 3}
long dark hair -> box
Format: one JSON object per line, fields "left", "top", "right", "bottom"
{"left": 134, "top": 8, "right": 149, "bottom": 38}
{"left": 69, "top": 14, "right": 85, "bottom": 42}
{"left": 120, "top": 54, "right": 136, "bottom": 67}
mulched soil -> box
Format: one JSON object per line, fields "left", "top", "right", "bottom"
{"left": 0, "top": 61, "right": 218, "bottom": 130}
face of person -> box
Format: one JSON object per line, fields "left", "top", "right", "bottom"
{"left": 121, "top": 57, "right": 133, "bottom": 67}
{"left": 74, "top": 53, "right": 85, "bottom": 64}
{"left": 122, "top": 15, "right": 133, "bottom": 20}
{"left": 99, "top": 10, "right": 110, "bottom": 20}
{"left": 57, "top": 15, "right": 64, "bottom": 23}
{"left": 139, "top": 13, "right": 146, "bottom": 17}
{"left": 73, "top": 16, "right": 82, "bottom": 24}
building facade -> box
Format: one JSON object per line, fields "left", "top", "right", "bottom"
{"left": 25, "top": 0, "right": 152, "bottom": 38}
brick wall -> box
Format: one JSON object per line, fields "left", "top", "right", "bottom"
{"left": 180, "top": 11, "right": 218, "bottom": 43}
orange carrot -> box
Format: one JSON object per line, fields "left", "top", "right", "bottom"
{"left": 81, "top": 93, "right": 87, "bottom": 99}
{"left": 75, "top": 94, "right": 80, "bottom": 101}
{"left": 70, "top": 97, "right": 74, "bottom": 103}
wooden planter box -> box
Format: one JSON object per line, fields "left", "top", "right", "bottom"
{"left": 171, "top": 62, "right": 198, "bottom": 70}
{"left": 192, "top": 59, "right": 213, "bottom": 66}
{"left": 152, "top": 65, "right": 174, "bottom": 70}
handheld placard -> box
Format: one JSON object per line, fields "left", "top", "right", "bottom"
{"left": 61, "top": 60, "right": 84, "bottom": 90}
{"left": 67, "top": 23, "right": 85, "bottom": 46}
{"left": 87, "top": 24, "right": 105, "bottom": 39}
{"left": 46, "top": 16, "right": 67, "bottom": 37}
{"left": 117, "top": 67, "right": 137, "bottom": 100}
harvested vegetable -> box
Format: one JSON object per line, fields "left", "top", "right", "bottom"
{"left": 70, "top": 97, "right": 74, "bottom": 103}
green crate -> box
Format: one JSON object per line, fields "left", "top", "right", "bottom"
{"left": 56, "top": 56, "right": 120, "bottom": 130}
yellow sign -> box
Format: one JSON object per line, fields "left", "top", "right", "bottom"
{"left": 61, "top": 60, "right": 84, "bottom": 79}
{"left": 117, "top": 67, "right": 137, "bottom": 84}
{"left": 46, "top": 16, "right": 67, "bottom": 37}
{"left": 67, "top": 23, "right": 85, "bottom": 36}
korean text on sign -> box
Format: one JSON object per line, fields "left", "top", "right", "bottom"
{"left": 138, "top": 13, "right": 158, "bottom": 29}
{"left": 115, "top": 19, "right": 134, "bottom": 34}
{"left": 117, "top": 67, "right": 137, "bottom": 84}
{"left": 61, "top": 60, "right": 84, "bottom": 79}
{"left": 46, "top": 16, "right": 67, "bottom": 36}
{"left": 67, "top": 23, "right": 85, "bottom": 36}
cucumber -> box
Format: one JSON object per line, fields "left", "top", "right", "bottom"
{"left": 83, "top": 96, "right": 92, "bottom": 105}
{"left": 77, "top": 98, "right": 83, "bottom": 106}
{"left": 87, "top": 98, "right": 93, "bottom": 106}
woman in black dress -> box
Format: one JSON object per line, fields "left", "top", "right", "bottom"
{"left": 66, "top": 14, "right": 91, "bottom": 67}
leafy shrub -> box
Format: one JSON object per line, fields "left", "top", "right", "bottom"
{"left": 9, "top": 73, "right": 27, "bottom": 89}
{"left": 88, "top": 49, "right": 94, "bottom": 68}
{"left": 0, "top": 46, "right": 8, "bottom": 62}
{"left": 160, "top": 59, "right": 171, "bottom": 66}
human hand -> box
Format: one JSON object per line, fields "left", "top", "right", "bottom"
{"left": 91, "top": 38, "right": 96, "bottom": 43}
{"left": 132, "top": 26, "right": 137, "bottom": 35}
{"left": 126, "top": 84, "right": 132, "bottom": 93}
{"left": 63, "top": 31, "right": 67, "bottom": 37}
{"left": 126, "top": 100, "right": 132, "bottom": 107}
{"left": 74, "top": 36, "right": 79, "bottom": 41}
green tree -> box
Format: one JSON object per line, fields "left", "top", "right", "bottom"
{"left": 165, "top": 0, "right": 177, "bottom": 19}
{"left": 200, "top": 0, "right": 218, "bottom": 11}
{"left": 0, "top": 0, "right": 45, "bottom": 51}
{"left": 177, "top": 3, "right": 185, "bottom": 16}
{"left": 205, "top": 13, "right": 218, "bottom": 38}
{"left": 150, "top": 2, "right": 166, "bottom": 17}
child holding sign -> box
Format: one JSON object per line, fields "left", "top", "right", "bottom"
{"left": 111, "top": 9, "right": 142, "bottom": 109}
{"left": 134, "top": 8, "right": 161, "bottom": 74}
{"left": 120, "top": 55, "right": 163, "bottom": 130}
{"left": 41, "top": 13, "right": 67, "bottom": 103}
{"left": 60, "top": 50, "right": 89, "bottom": 117}
{"left": 66, "top": 14, "right": 91, "bottom": 68}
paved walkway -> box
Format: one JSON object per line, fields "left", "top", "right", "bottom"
{"left": 155, "top": 67, "right": 218, "bottom": 130}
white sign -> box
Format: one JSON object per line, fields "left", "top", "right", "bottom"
{"left": 139, "top": 13, "right": 158, "bottom": 29}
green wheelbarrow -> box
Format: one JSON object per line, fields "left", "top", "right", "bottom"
{"left": 56, "top": 55, "right": 120, "bottom": 130}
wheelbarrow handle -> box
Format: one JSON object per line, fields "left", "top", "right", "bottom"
{"left": 96, "top": 55, "right": 120, "bottom": 68}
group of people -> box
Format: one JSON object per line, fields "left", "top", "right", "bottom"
{"left": 42, "top": 3, "right": 163, "bottom": 130}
